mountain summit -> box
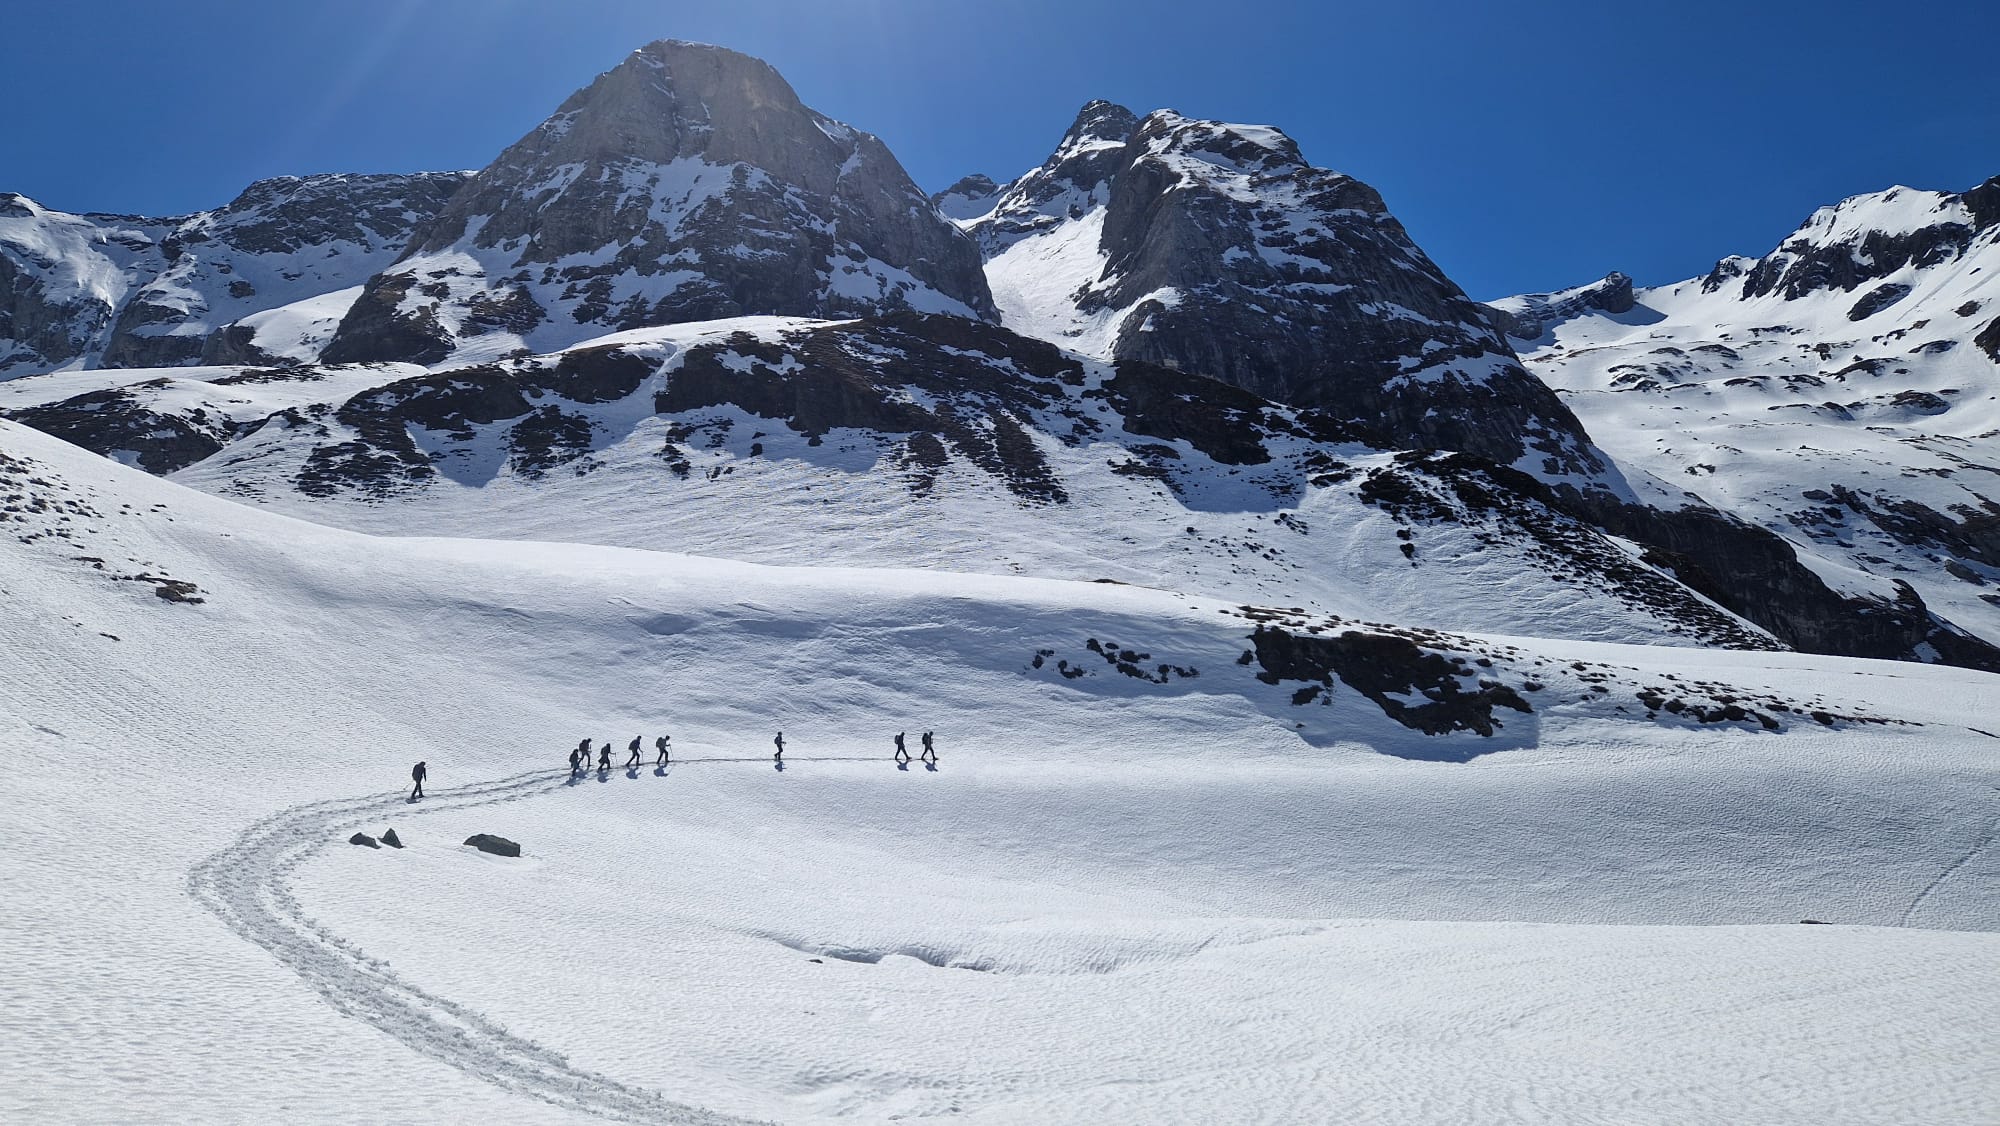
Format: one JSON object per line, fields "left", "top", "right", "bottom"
{"left": 322, "top": 40, "right": 995, "bottom": 365}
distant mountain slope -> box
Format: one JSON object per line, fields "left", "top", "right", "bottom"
{"left": 4, "top": 42, "right": 1997, "bottom": 674}
{"left": 0, "top": 317, "right": 1776, "bottom": 651}
{"left": 1494, "top": 177, "right": 2000, "bottom": 649}
{"left": 0, "top": 173, "right": 468, "bottom": 377}
{"left": 319, "top": 40, "right": 995, "bottom": 368}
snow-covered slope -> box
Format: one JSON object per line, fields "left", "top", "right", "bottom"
{"left": 318, "top": 41, "right": 993, "bottom": 368}
{"left": 1495, "top": 177, "right": 2000, "bottom": 647}
{"left": 0, "top": 174, "right": 467, "bottom": 377}
{"left": 4, "top": 414, "right": 1998, "bottom": 1122}
{"left": 0, "top": 316, "right": 1788, "bottom": 650}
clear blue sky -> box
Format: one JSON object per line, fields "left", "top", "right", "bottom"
{"left": 5, "top": 0, "right": 1995, "bottom": 299}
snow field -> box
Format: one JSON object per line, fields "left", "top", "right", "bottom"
{"left": 2, "top": 418, "right": 1997, "bottom": 1122}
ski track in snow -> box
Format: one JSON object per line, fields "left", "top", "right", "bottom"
{"left": 187, "top": 768, "right": 764, "bottom": 1126}
{"left": 1899, "top": 787, "right": 2000, "bottom": 928}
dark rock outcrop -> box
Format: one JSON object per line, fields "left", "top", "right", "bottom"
{"left": 349, "top": 832, "right": 381, "bottom": 848}
{"left": 6, "top": 384, "right": 230, "bottom": 473}
{"left": 464, "top": 833, "right": 521, "bottom": 857}
{"left": 380, "top": 828, "right": 404, "bottom": 848}
{"left": 1250, "top": 624, "right": 1532, "bottom": 737}
{"left": 1847, "top": 282, "right": 1912, "bottom": 321}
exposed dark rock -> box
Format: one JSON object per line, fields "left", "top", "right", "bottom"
{"left": 1249, "top": 625, "right": 1531, "bottom": 737}
{"left": 1556, "top": 486, "right": 2000, "bottom": 672}
{"left": 321, "top": 272, "right": 453, "bottom": 366}
{"left": 658, "top": 314, "right": 1079, "bottom": 504}
{"left": 349, "top": 832, "right": 380, "bottom": 848}
{"left": 199, "top": 323, "right": 286, "bottom": 366}
{"left": 508, "top": 406, "right": 595, "bottom": 479}
{"left": 464, "top": 833, "right": 521, "bottom": 857}
{"left": 1824, "top": 485, "right": 2000, "bottom": 569}
{"left": 380, "top": 828, "right": 404, "bottom": 848}
{"left": 1976, "top": 315, "right": 2000, "bottom": 363}
{"left": 147, "top": 577, "right": 204, "bottom": 604}
{"left": 1847, "top": 282, "right": 1912, "bottom": 321}
{"left": 1889, "top": 389, "right": 1949, "bottom": 413}
{"left": 6, "top": 386, "right": 230, "bottom": 473}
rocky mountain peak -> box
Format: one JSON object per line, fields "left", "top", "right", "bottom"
{"left": 1060, "top": 100, "right": 1140, "bottom": 153}
{"left": 968, "top": 103, "right": 1601, "bottom": 477}
{"left": 1484, "top": 272, "right": 1637, "bottom": 341}
{"left": 931, "top": 174, "right": 1002, "bottom": 221}
{"left": 323, "top": 40, "right": 994, "bottom": 366}
{"left": 1704, "top": 179, "right": 2000, "bottom": 302}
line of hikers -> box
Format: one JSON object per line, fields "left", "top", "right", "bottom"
{"left": 566, "top": 730, "right": 938, "bottom": 773}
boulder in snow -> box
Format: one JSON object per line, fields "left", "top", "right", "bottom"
{"left": 464, "top": 833, "right": 521, "bottom": 858}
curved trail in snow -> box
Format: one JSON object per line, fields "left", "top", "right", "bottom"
{"left": 187, "top": 767, "right": 764, "bottom": 1126}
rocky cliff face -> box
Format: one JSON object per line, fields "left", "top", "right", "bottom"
{"left": 0, "top": 195, "right": 174, "bottom": 376}
{"left": 961, "top": 104, "right": 1601, "bottom": 478}
{"left": 0, "top": 174, "right": 466, "bottom": 378}
{"left": 321, "top": 40, "right": 994, "bottom": 367}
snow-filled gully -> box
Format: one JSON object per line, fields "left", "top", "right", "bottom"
{"left": 187, "top": 769, "right": 759, "bottom": 1126}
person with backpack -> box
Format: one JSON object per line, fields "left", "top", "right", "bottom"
{"left": 773, "top": 731, "right": 785, "bottom": 761}
{"left": 655, "top": 734, "right": 671, "bottom": 766}
{"left": 568, "top": 746, "right": 583, "bottom": 775}
{"left": 575, "top": 737, "right": 591, "bottom": 766}
{"left": 597, "top": 742, "right": 612, "bottom": 771}
{"left": 625, "top": 736, "right": 642, "bottom": 769}
{"left": 893, "top": 732, "right": 909, "bottom": 764}
{"left": 920, "top": 730, "right": 936, "bottom": 763}
{"left": 409, "top": 761, "right": 427, "bottom": 800}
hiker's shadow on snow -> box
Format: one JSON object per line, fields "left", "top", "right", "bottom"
{"left": 565, "top": 771, "right": 585, "bottom": 787}
{"left": 924, "top": 761, "right": 939, "bottom": 772}
{"left": 596, "top": 769, "right": 612, "bottom": 783}
{"left": 625, "top": 767, "right": 640, "bottom": 779}
{"left": 896, "top": 761, "right": 909, "bottom": 772}
{"left": 653, "top": 764, "right": 672, "bottom": 778}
